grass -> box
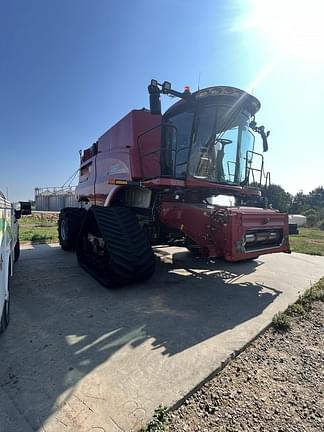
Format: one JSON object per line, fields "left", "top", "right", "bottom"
{"left": 272, "top": 278, "right": 324, "bottom": 332}
{"left": 19, "top": 214, "right": 58, "bottom": 243}
{"left": 289, "top": 227, "right": 324, "bottom": 256}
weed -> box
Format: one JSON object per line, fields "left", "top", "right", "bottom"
{"left": 287, "top": 303, "right": 305, "bottom": 315}
{"left": 272, "top": 312, "right": 292, "bottom": 332}
{"left": 139, "top": 405, "right": 169, "bottom": 432}
{"left": 273, "top": 278, "right": 324, "bottom": 331}
{"left": 292, "top": 280, "right": 324, "bottom": 313}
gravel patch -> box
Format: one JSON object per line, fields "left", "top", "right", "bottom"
{"left": 167, "top": 301, "right": 324, "bottom": 432}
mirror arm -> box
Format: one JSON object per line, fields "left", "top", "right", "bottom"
{"left": 258, "top": 126, "right": 269, "bottom": 152}
{"left": 250, "top": 120, "right": 270, "bottom": 153}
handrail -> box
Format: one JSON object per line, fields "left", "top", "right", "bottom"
{"left": 244, "top": 150, "right": 271, "bottom": 188}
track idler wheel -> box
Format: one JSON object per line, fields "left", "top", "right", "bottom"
{"left": 76, "top": 206, "right": 155, "bottom": 287}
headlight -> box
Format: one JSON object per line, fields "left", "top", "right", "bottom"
{"left": 256, "top": 232, "right": 269, "bottom": 242}
{"left": 245, "top": 233, "right": 256, "bottom": 243}
{"left": 269, "top": 232, "right": 279, "bottom": 239}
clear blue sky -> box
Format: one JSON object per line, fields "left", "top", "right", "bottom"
{"left": 1, "top": 0, "right": 323, "bottom": 201}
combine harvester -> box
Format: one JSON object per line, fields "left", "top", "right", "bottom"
{"left": 0, "top": 191, "right": 30, "bottom": 333}
{"left": 58, "top": 80, "right": 290, "bottom": 286}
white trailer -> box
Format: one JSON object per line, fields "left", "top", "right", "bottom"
{"left": 288, "top": 214, "right": 307, "bottom": 227}
{"left": 0, "top": 193, "right": 30, "bottom": 333}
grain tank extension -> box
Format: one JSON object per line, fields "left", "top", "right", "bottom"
{"left": 58, "top": 80, "right": 290, "bottom": 286}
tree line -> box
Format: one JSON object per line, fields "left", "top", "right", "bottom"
{"left": 260, "top": 185, "right": 324, "bottom": 229}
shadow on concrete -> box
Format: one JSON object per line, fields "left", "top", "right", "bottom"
{"left": 0, "top": 244, "right": 281, "bottom": 430}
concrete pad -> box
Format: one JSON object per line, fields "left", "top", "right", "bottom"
{"left": 0, "top": 386, "right": 34, "bottom": 432}
{"left": 0, "top": 244, "right": 323, "bottom": 432}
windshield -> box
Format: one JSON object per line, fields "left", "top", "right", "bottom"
{"left": 188, "top": 104, "right": 255, "bottom": 185}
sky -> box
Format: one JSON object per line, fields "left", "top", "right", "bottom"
{"left": 1, "top": 0, "right": 323, "bottom": 201}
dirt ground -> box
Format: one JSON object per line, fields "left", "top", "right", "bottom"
{"left": 167, "top": 301, "right": 323, "bottom": 432}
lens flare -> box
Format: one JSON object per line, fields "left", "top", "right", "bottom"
{"left": 235, "top": 0, "right": 324, "bottom": 63}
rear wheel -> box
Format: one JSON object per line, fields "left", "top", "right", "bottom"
{"left": 14, "top": 239, "right": 20, "bottom": 262}
{"left": 76, "top": 206, "right": 155, "bottom": 287}
{"left": 58, "top": 208, "right": 86, "bottom": 251}
{"left": 0, "top": 271, "right": 10, "bottom": 333}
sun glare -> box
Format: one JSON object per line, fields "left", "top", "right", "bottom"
{"left": 239, "top": 0, "right": 324, "bottom": 63}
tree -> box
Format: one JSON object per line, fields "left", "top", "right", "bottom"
{"left": 304, "top": 209, "right": 319, "bottom": 227}
{"left": 308, "top": 186, "right": 324, "bottom": 209}
{"left": 289, "top": 190, "right": 308, "bottom": 214}
{"left": 261, "top": 184, "right": 293, "bottom": 213}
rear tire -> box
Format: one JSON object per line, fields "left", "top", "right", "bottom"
{"left": 58, "top": 208, "right": 86, "bottom": 251}
{"left": 14, "top": 239, "right": 20, "bottom": 263}
{"left": 0, "top": 271, "right": 10, "bottom": 334}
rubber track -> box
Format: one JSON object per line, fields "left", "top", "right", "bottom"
{"left": 78, "top": 206, "right": 155, "bottom": 286}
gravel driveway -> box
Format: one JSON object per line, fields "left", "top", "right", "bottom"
{"left": 168, "top": 301, "right": 323, "bottom": 432}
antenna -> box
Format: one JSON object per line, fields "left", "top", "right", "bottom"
{"left": 198, "top": 72, "right": 201, "bottom": 91}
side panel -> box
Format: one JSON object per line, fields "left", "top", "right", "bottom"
{"left": 76, "top": 110, "right": 161, "bottom": 205}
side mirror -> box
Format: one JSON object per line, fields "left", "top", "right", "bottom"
{"left": 20, "top": 201, "right": 32, "bottom": 215}
{"left": 14, "top": 201, "right": 32, "bottom": 219}
{"left": 261, "top": 129, "right": 270, "bottom": 152}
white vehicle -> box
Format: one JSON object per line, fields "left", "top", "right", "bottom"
{"left": 288, "top": 214, "right": 307, "bottom": 227}
{"left": 0, "top": 192, "right": 30, "bottom": 333}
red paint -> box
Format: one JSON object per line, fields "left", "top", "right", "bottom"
{"left": 160, "top": 202, "right": 290, "bottom": 260}
{"left": 75, "top": 100, "right": 290, "bottom": 262}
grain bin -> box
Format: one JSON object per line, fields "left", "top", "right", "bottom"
{"left": 35, "top": 187, "right": 78, "bottom": 211}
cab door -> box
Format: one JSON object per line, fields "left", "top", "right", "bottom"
{"left": 162, "top": 110, "right": 194, "bottom": 178}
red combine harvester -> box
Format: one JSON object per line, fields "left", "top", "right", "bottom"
{"left": 58, "top": 80, "right": 290, "bottom": 286}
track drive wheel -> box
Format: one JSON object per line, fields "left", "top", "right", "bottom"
{"left": 76, "top": 206, "right": 155, "bottom": 287}
{"left": 58, "top": 208, "right": 86, "bottom": 251}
